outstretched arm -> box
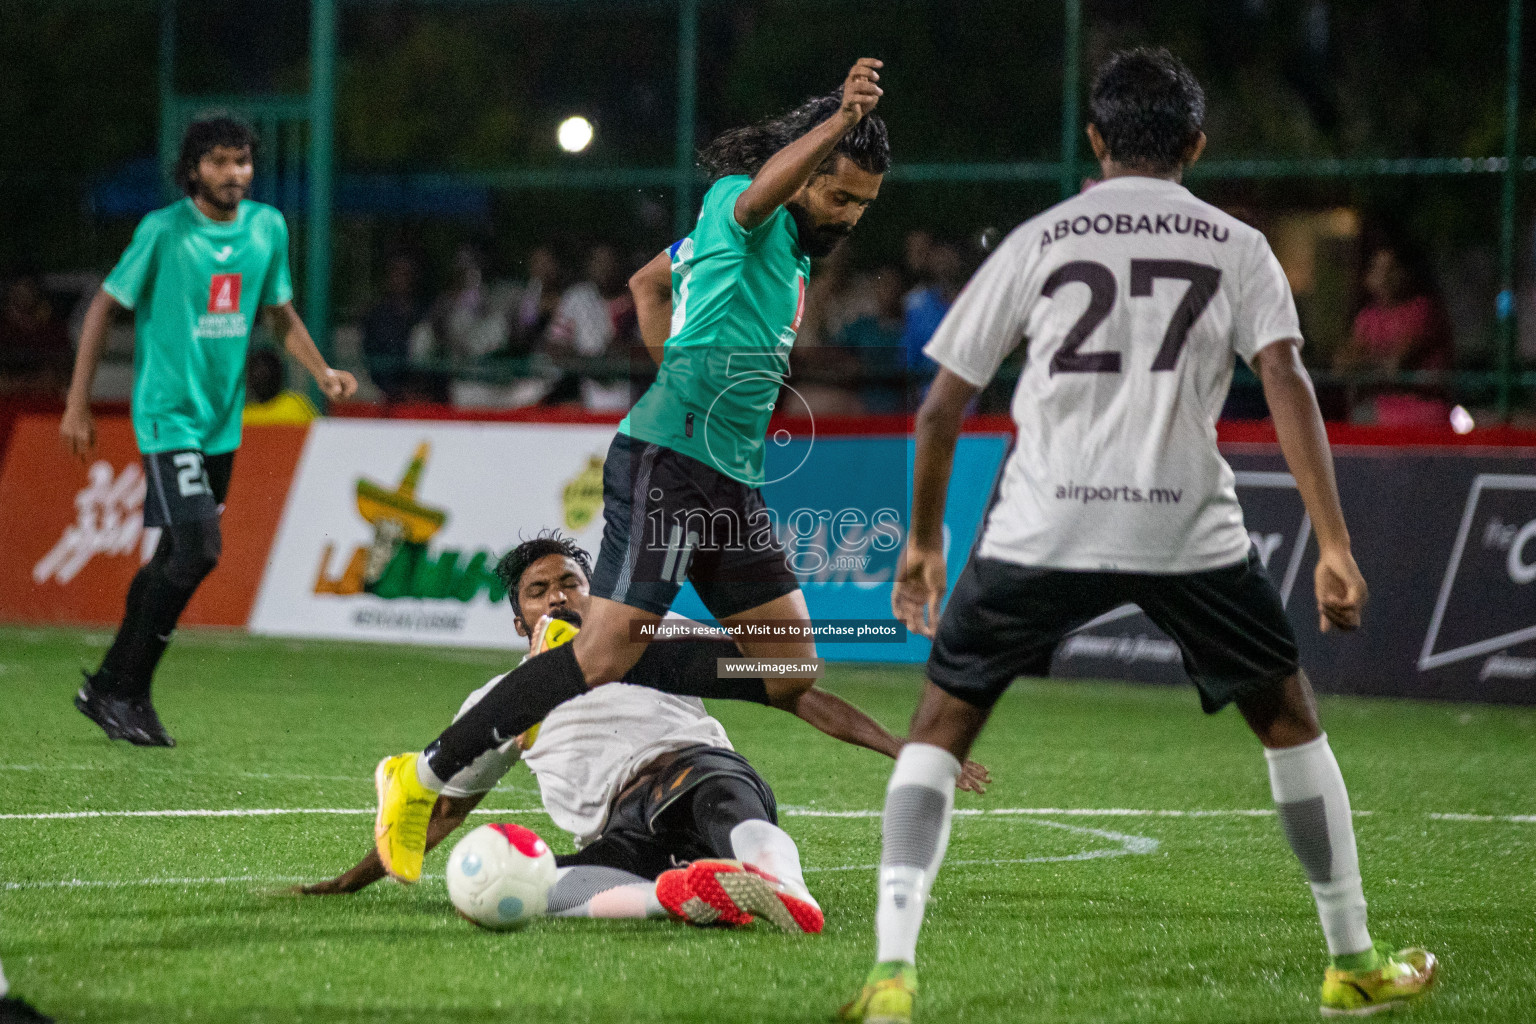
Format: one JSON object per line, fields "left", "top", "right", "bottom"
{"left": 299, "top": 793, "right": 483, "bottom": 894}
{"left": 786, "top": 685, "right": 990, "bottom": 793}
{"left": 1254, "top": 340, "right": 1367, "bottom": 633}
{"left": 264, "top": 301, "right": 358, "bottom": 402}
{"left": 733, "top": 59, "right": 883, "bottom": 231}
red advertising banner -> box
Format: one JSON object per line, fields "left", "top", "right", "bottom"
{"left": 0, "top": 415, "right": 306, "bottom": 628}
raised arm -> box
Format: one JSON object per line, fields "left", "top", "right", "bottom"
{"left": 893, "top": 368, "right": 979, "bottom": 637}
{"left": 733, "top": 59, "right": 883, "bottom": 231}
{"left": 264, "top": 301, "right": 358, "bottom": 402}
{"left": 786, "top": 685, "right": 989, "bottom": 793}
{"left": 629, "top": 249, "right": 673, "bottom": 366}
{"left": 1253, "top": 339, "right": 1367, "bottom": 632}
{"left": 60, "top": 289, "right": 125, "bottom": 460}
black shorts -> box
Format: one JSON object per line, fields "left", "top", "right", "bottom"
{"left": 553, "top": 745, "right": 777, "bottom": 881}
{"left": 928, "top": 547, "right": 1300, "bottom": 714}
{"left": 141, "top": 449, "right": 234, "bottom": 528}
{"left": 588, "top": 433, "right": 800, "bottom": 619}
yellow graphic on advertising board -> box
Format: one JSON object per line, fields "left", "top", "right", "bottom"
{"left": 312, "top": 442, "right": 505, "bottom": 604}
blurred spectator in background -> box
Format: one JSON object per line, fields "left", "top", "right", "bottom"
{"left": 0, "top": 275, "right": 72, "bottom": 396}
{"left": 543, "top": 244, "right": 631, "bottom": 409}
{"left": 511, "top": 246, "right": 563, "bottom": 353}
{"left": 243, "top": 347, "right": 318, "bottom": 425}
{"left": 901, "top": 242, "right": 964, "bottom": 379}
{"left": 423, "top": 244, "right": 510, "bottom": 365}
{"left": 838, "top": 266, "right": 906, "bottom": 413}
{"left": 1334, "top": 241, "right": 1454, "bottom": 426}
{"left": 901, "top": 230, "right": 934, "bottom": 292}
{"left": 360, "top": 254, "right": 432, "bottom": 402}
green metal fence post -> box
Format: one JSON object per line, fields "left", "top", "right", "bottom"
{"left": 1059, "top": 0, "right": 1082, "bottom": 199}
{"left": 158, "top": 0, "right": 177, "bottom": 201}
{"left": 307, "top": 0, "right": 337, "bottom": 366}
{"left": 673, "top": 0, "right": 700, "bottom": 239}
{"left": 1498, "top": 0, "right": 1524, "bottom": 421}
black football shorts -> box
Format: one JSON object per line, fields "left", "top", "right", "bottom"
{"left": 141, "top": 449, "right": 234, "bottom": 528}
{"left": 928, "top": 547, "right": 1300, "bottom": 714}
{"left": 588, "top": 433, "right": 800, "bottom": 619}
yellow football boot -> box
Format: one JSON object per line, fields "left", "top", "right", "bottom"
{"left": 837, "top": 962, "right": 916, "bottom": 1024}
{"left": 373, "top": 752, "right": 436, "bottom": 883}
{"left": 1320, "top": 947, "right": 1439, "bottom": 1017}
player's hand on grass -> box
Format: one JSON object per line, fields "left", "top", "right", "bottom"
{"left": 1315, "top": 545, "right": 1367, "bottom": 633}
{"left": 958, "top": 759, "right": 991, "bottom": 795}
{"left": 892, "top": 542, "right": 946, "bottom": 638}
{"left": 60, "top": 403, "right": 96, "bottom": 461}
{"left": 318, "top": 367, "right": 358, "bottom": 402}
{"left": 839, "top": 58, "right": 884, "bottom": 122}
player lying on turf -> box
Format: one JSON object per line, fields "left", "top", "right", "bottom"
{"left": 840, "top": 49, "right": 1436, "bottom": 1022}
{"left": 304, "top": 532, "right": 987, "bottom": 932}
{"left": 371, "top": 60, "right": 892, "bottom": 886}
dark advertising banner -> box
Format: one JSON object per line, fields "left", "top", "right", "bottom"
{"left": 1051, "top": 445, "right": 1536, "bottom": 704}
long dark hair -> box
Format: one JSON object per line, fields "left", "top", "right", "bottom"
{"left": 697, "top": 92, "right": 890, "bottom": 183}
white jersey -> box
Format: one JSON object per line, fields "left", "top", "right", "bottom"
{"left": 925, "top": 175, "right": 1302, "bottom": 573}
{"left": 442, "top": 679, "right": 732, "bottom": 848}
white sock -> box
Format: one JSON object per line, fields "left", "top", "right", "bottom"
{"left": 730, "top": 819, "right": 816, "bottom": 905}
{"left": 875, "top": 743, "right": 961, "bottom": 966}
{"left": 1264, "top": 733, "right": 1372, "bottom": 958}
{"left": 415, "top": 753, "right": 447, "bottom": 793}
{"left": 0, "top": 954, "right": 8, "bottom": 998}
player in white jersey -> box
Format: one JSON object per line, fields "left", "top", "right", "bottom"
{"left": 303, "top": 532, "right": 986, "bottom": 933}
{"left": 840, "top": 50, "right": 1436, "bottom": 1021}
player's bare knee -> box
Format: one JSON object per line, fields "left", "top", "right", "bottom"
{"left": 1239, "top": 672, "right": 1322, "bottom": 748}
{"left": 907, "top": 681, "right": 988, "bottom": 761}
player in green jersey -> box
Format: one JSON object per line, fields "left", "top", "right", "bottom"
{"left": 368, "top": 61, "right": 888, "bottom": 885}
{"left": 61, "top": 116, "right": 356, "bottom": 747}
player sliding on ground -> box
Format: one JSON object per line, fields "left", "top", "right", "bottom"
{"left": 839, "top": 49, "right": 1437, "bottom": 1022}
{"left": 62, "top": 116, "right": 357, "bottom": 747}
{"left": 372, "top": 60, "right": 890, "bottom": 884}
{"left": 306, "top": 533, "right": 986, "bottom": 930}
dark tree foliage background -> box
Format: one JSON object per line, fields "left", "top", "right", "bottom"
{"left": 1, "top": 0, "right": 1529, "bottom": 352}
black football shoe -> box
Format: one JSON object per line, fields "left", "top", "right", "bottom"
{"left": 124, "top": 698, "right": 176, "bottom": 748}
{"left": 0, "top": 994, "right": 56, "bottom": 1023}
{"left": 74, "top": 673, "right": 150, "bottom": 744}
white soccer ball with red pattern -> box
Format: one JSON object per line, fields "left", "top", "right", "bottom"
{"left": 445, "top": 822, "right": 556, "bottom": 930}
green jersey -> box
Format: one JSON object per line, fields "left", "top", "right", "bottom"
{"left": 619, "top": 175, "right": 811, "bottom": 486}
{"left": 103, "top": 198, "right": 294, "bottom": 456}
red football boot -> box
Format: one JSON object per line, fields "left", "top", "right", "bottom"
{"left": 655, "top": 866, "right": 751, "bottom": 927}
{"left": 683, "top": 859, "right": 823, "bottom": 934}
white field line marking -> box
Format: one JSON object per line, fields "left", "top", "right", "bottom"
{"left": 1427, "top": 812, "right": 1536, "bottom": 823}
{"left": 804, "top": 817, "right": 1159, "bottom": 873}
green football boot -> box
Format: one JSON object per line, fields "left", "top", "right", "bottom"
{"left": 837, "top": 962, "right": 916, "bottom": 1024}
{"left": 1320, "top": 946, "right": 1439, "bottom": 1016}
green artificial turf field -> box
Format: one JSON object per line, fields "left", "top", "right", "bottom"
{"left": 1, "top": 624, "right": 1533, "bottom": 1023}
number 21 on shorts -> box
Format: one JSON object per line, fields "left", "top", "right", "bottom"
{"left": 173, "top": 451, "right": 211, "bottom": 498}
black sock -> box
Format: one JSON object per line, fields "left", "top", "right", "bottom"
{"left": 98, "top": 564, "right": 200, "bottom": 701}
{"left": 623, "top": 639, "right": 770, "bottom": 705}
{"left": 424, "top": 641, "right": 589, "bottom": 782}
{"left": 95, "top": 520, "right": 217, "bottom": 701}
{"left": 96, "top": 561, "right": 157, "bottom": 695}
